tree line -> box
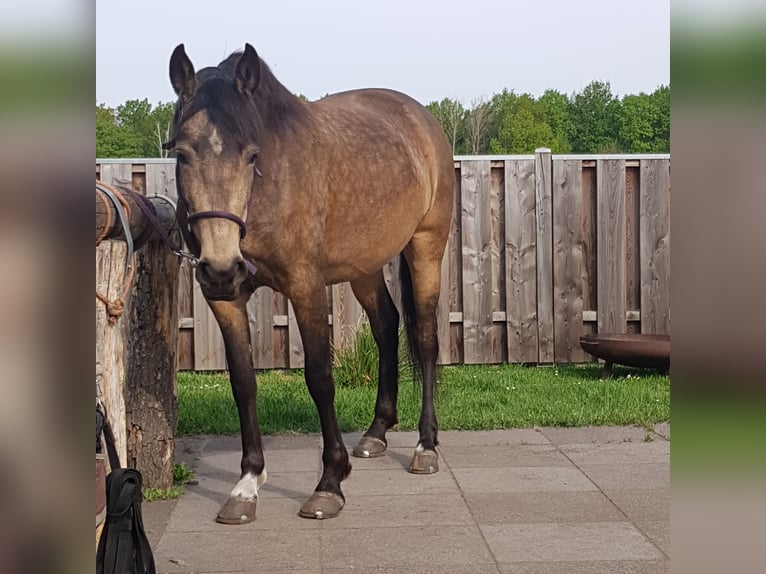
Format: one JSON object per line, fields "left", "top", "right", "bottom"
{"left": 96, "top": 80, "right": 668, "bottom": 158}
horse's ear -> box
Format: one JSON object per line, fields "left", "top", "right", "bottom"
{"left": 169, "top": 44, "right": 197, "bottom": 102}
{"left": 235, "top": 43, "right": 261, "bottom": 98}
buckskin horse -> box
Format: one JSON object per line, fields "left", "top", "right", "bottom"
{"left": 165, "top": 43, "right": 454, "bottom": 522}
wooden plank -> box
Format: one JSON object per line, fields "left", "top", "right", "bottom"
{"left": 535, "top": 149, "right": 554, "bottom": 362}
{"left": 504, "top": 158, "right": 538, "bottom": 363}
{"left": 581, "top": 166, "right": 598, "bottom": 340}
{"left": 331, "top": 282, "right": 364, "bottom": 353}
{"left": 437, "top": 248, "right": 451, "bottom": 365}
{"left": 249, "top": 287, "right": 275, "bottom": 369}
{"left": 552, "top": 159, "right": 587, "bottom": 362}
{"left": 192, "top": 281, "right": 226, "bottom": 370}
{"left": 176, "top": 260, "right": 194, "bottom": 370}
{"left": 625, "top": 166, "right": 641, "bottom": 334}
{"left": 449, "top": 166, "right": 463, "bottom": 364}
{"left": 96, "top": 240, "right": 129, "bottom": 467}
{"left": 461, "top": 159, "right": 493, "bottom": 364}
{"left": 640, "top": 159, "right": 671, "bottom": 335}
{"left": 99, "top": 163, "right": 133, "bottom": 189}
{"left": 489, "top": 164, "right": 506, "bottom": 362}
{"left": 144, "top": 161, "right": 178, "bottom": 200}
{"left": 597, "top": 159, "right": 627, "bottom": 334}
{"left": 583, "top": 310, "right": 640, "bottom": 322}
{"left": 286, "top": 300, "right": 305, "bottom": 368}
{"left": 273, "top": 294, "right": 288, "bottom": 368}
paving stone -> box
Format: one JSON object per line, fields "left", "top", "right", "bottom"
{"left": 453, "top": 466, "right": 597, "bottom": 494}
{"left": 154, "top": 529, "right": 321, "bottom": 573}
{"left": 498, "top": 559, "right": 670, "bottom": 573}
{"left": 560, "top": 441, "right": 670, "bottom": 465}
{"left": 321, "top": 493, "right": 474, "bottom": 529}
{"left": 539, "top": 426, "right": 650, "bottom": 445}
{"left": 150, "top": 427, "right": 671, "bottom": 573}
{"left": 481, "top": 523, "right": 664, "bottom": 563}
{"left": 579, "top": 463, "right": 670, "bottom": 494}
{"left": 439, "top": 429, "right": 550, "bottom": 446}
{"left": 340, "top": 430, "right": 421, "bottom": 449}
{"left": 187, "top": 472, "right": 320, "bottom": 501}
{"left": 324, "top": 566, "right": 502, "bottom": 574}
{"left": 342, "top": 467, "right": 459, "bottom": 496}
{"left": 466, "top": 491, "right": 624, "bottom": 524}
{"left": 342, "top": 447, "right": 416, "bottom": 471}
{"left": 634, "top": 519, "right": 670, "bottom": 556}
{"left": 652, "top": 422, "right": 670, "bottom": 440}
{"left": 142, "top": 499, "right": 178, "bottom": 548}
{"left": 440, "top": 445, "right": 570, "bottom": 469}
{"left": 164, "top": 488, "right": 320, "bottom": 533}
{"left": 607, "top": 489, "right": 670, "bottom": 523}
{"left": 320, "top": 525, "right": 494, "bottom": 569}
{"left": 201, "top": 448, "right": 320, "bottom": 474}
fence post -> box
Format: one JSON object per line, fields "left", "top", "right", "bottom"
{"left": 535, "top": 148, "right": 554, "bottom": 363}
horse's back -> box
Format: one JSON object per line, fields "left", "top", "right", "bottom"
{"left": 309, "top": 89, "right": 454, "bottom": 280}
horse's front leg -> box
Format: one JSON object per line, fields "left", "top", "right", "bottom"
{"left": 290, "top": 285, "right": 351, "bottom": 519}
{"left": 207, "top": 293, "right": 266, "bottom": 525}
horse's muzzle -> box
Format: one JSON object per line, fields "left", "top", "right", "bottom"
{"left": 196, "top": 258, "right": 248, "bottom": 300}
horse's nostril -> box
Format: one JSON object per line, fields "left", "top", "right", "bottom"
{"left": 235, "top": 259, "right": 247, "bottom": 277}
{"left": 197, "top": 259, "right": 246, "bottom": 285}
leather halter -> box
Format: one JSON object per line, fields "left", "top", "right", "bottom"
{"left": 177, "top": 195, "right": 257, "bottom": 275}
{"left": 187, "top": 210, "right": 248, "bottom": 239}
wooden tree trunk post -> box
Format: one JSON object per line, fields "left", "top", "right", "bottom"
{"left": 125, "top": 237, "right": 180, "bottom": 488}
{"left": 96, "top": 177, "right": 181, "bottom": 488}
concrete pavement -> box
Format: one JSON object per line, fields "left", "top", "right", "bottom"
{"left": 144, "top": 424, "right": 670, "bottom": 573}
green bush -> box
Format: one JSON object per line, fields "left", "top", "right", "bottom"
{"left": 331, "top": 320, "right": 411, "bottom": 387}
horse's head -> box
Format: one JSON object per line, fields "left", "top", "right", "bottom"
{"left": 166, "top": 43, "right": 264, "bottom": 300}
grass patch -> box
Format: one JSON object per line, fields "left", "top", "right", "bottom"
{"left": 143, "top": 463, "right": 196, "bottom": 501}
{"left": 178, "top": 363, "right": 669, "bottom": 436}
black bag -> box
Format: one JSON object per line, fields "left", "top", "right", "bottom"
{"left": 96, "top": 407, "right": 157, "bottom": 574}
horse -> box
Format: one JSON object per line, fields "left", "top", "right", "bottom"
{"left": 165, "top": 43, "right": 454, "bottom": 523}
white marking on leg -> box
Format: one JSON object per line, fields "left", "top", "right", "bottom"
{"left": 230, "top": 471, "right": 267, "bottom": 501}
{"left": 208, "top": 127, "right": 224, "bottom": 156}
{"left": 415, "top": 442, "right": 425, "bottom": 453}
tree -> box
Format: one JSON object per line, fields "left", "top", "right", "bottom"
{"left": 569, "top": 80, "right": 621, "bottom": 153}
{"left": 464, "top": 97, "right": 492, "bottom": 154}
{"left": 649, "top": 84, "right": 670, "bottom": 152}
{"left": 96, "top": 100, "right": 176, "bottom": 158}
{"left": 618, "top": 93, "right": 655, "bottom": 152}
{"left": 426, "top": 98, "right": 466, "bottom": 154}
{"left": 96, "top": 104, "right": 143, "bottom": 158}
{"left": 539, "top": 89, "right": 573, "bottom": 153}
{"left": 489, "top": 91, "right": 556, "bottom": 154}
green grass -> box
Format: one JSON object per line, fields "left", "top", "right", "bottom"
{"left": 143, "top": 463, "right": 196, "bottom": 501}
{"left": 178, "top": 363, "right": 669, "bottom": 436}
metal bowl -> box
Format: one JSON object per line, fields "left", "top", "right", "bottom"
{"left": 579, "top": 333, "right": 670, "bottom": 377}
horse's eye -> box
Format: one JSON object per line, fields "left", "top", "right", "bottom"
{"left": 176, "top": 152, "right": 187, "bottom": 166}
{"left": 248, "top": 153, "right": 258, "bottom": 166}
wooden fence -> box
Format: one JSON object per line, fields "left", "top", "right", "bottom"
{"left": 96, "top": 151, "right": 670, "bottom": 370}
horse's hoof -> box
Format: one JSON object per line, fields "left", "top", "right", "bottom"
{"left": 351, "top": 436, "right": 387, "bottom": 458}
{"left": 409, "top": 449, "right": 439, "bottom": 474}
{"left": 298, "top": 491, "right": 345, "bottom": 520}
{"left": 215, "top": 496, "right": 257, "bottom": 524}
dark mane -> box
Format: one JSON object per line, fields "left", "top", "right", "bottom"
{"left": 172, "top": 51, "right": 306, "bottom": 143}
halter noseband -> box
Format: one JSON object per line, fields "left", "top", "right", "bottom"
{"left": 178, "top": 201, "right": 257, "bottom": 275}
{"left": 187, "top": 210, "right": 248, "bottom": 239}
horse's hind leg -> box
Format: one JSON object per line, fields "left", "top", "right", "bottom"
{"left": 349, "top": 269, "right": 400, "bottom": 458}
{"left": 403, "top": 236, "right": 446, "bottom": 475}
{"left": 207, "top": 293, "right": 266, "bottom": 525}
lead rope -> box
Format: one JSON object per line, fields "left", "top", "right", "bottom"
{"left": 96, "top": 181, "right": 136, "bottom": 325}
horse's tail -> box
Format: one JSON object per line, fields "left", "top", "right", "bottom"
{"left": 399, "top": 253, "right": 424, "bottom": 385}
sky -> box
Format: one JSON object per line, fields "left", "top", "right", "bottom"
{"left": 96, "top": 0, "right": 669, "bottom": 108}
